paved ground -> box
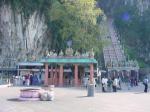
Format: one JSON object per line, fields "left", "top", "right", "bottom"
{"left": 0, "top": 83, "right": 150, "bottom": 112}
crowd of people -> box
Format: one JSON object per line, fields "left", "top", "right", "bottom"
{"left": 101, "top": 77, "right": 121, "bottom": 92}
{"left": 101, "top": 76, "right": 149, "bottom": 93}
{"left": 13, "top": 73, "right": 42, "bottom": 86}
{"left": 12, "top": 72, "right": 149, "bottom": 93}
{"left": 82, "top": 74, "right": 149, "bottom": 93}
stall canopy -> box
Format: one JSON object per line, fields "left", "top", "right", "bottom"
{"left": 18, "top": 62, "right": 44, "bottom": 66}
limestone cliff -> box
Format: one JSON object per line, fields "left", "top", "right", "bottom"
{"left": 99, "top": 0, "right": 150, "bottom": 15}
{"left": 0, "top": 4, "right": 48, "bottom": 67}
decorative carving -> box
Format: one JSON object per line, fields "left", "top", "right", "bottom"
{"left": 88, "top": 48, "right": 94, "bottom": 58}
{"left": 65, "top": 48, "right": 73, "bottom": 56}
{"left": 106, "top": 61, "right": 112, "bottom": 67}
{"left": 130, "top": 60, "right": 134, "bottom": 67}
{"left": 74, "top": 51, "right": 80, "bottom": 57}
{"left": 46, "top": 50, "right": 49, "bottom": 57}
{"left": 125, "top": 61, "right": 129, "bottom": 67}
{"left": 46, "top": 50, "right": 57, "bottom": 57}
{"left": 32, "top": 56, "right": 36, "bottom": 61}
{"left": 53, "top": 52, "right": 57, "bottom": 57}
{"left": 45, "top": 48, "right": 98, "bottom": 59}
{"left": 59, "top": 50, "right": 64, "bottom": 56}
{"left": 82, "top": 52, "right": 89, "bottom": 57}
{"left": 134, "top": 60, "right": 138, "bottom": 67}
{"left": 112, "top": 61, "right": 117, "bottom": 67}
{"left": 118, "top": 61, "right": 122, "bottom": 67}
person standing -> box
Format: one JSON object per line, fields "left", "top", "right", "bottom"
{"left": 93, "top": 78, "right": 97, "bottom": 87}
{"left": 25, "top": 74, "right": 30, "bottom": 86}
{"left": 107, "top": 78, "right": 112, "bottom": 92}
{"left": 101, "top": 77, "right": 106, "bottom": 92}
{"left": 143, "top": 77, "right": 149, "bottom": 93}
{"left": 104, "top": 77, "right": 108, "bottom": 92}
{"left": 118, "top": 76, "right": 122, "bottom": 90}
{"left": 127, "top": 78, "right": 131, "bottom": 90}
{"left": 22, "top": 75, "right": 25, "bottom": 86}
{"left": 112, "top": 77, "right": 118, "bottom": 92}
{"left": 101, "top": 77, "right": 108, "bottom": 92}
{"left": 30, "top": 74, "right": 33, "bottom": 85}
{"left": 83, "top": 77, "right": 88, "bottom": 88}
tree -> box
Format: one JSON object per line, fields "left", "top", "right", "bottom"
{"left": 47, "top": 0, "right": 104, "bottom": 53}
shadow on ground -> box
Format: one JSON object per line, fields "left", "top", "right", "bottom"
{"left": 76, "top": 96, "right": 88, "bottom": 98}
{"left": 7, "top": 98, "right": 23, "bottom": 102}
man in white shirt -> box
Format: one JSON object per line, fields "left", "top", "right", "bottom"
{"left": 112, "top": 78, "right": 118, "bottom": 92}
{"left": 101, "top": 77, "right": 108, "bottom": 92}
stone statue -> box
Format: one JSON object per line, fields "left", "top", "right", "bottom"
{"left": 82, "top": 52, "right": 89, "bottom": 57}
{"left": 49, "top": 51, "right": 53, "bottom": 56}
{"left": 134, "top": 60, "right": 138, "bottom": 67}
{"left": 32, "top": 56, "right": 36, "bottom": 61}
{"left": 107, "top": 61, "right": 112, "bottom": 67}
{"left": 59, "top": 50, "right": 64, "bottom": 56}
{"left": 118, "top": 61, "right": 122, "bottom": 67}
{"left": 88, "top": 48, "right": 95, "bottom": 58}
{"left": 65, "top": 48, "right": 73, "bottom": 56}
{"left": 74, "top": 51, "right": 80, "bottom": 57}
{"left": 53, "top": 53, "right": 57, "bottom": 57}
{"left": 46, "top": 50, "right": 49, "bottom": 57}
{"left": 46, "top": 50, "right": 57, "bottom": 57}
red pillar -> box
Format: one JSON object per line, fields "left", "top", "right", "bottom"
{"left": 51, "top": 66, "right": 53, "bottom": 85}
{"left": 90, "top": 64, "right": 94, "bottom": 84}
{"left": 59, "top": 65, "right": 63, "bottom": 86}
{"left": 54, "top": 68, "right": 57, "bottom": 86}
{"left": 44, "top": 63, "right": 49, "bottom": 86}
{"left": 74, "top": 64, "right": 78, "bottom": 86}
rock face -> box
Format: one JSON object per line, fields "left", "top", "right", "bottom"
{"left": 99, "top": 0, "right": 150, "bottom": 15}
{"left": 125, "top": 0, "right": 150, "bottom": 13}
{"left": 99, "top": 0, "right": 150, "bottom": 66}
{"left": 0, "top": 4, "right": 48, "bottom": 67}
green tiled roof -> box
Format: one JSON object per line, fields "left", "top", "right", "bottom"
{"left": 40, "top": 57, "right": 97, "bottom": 64}
{"left": 18, "top": 62, "right": 43, "bottom": 66}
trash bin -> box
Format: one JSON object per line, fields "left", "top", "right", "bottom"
{"left": 87, "top": 84, "right": 95, "bottom": 97}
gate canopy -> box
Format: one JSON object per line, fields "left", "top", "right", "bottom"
{"left": 40, "top": 57, "right": 97, "bottom": 64}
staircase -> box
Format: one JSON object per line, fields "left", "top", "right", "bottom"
{"left": 102, "top": 19, "right": 139, "bottom": 79}
{"left": 103, "top": 19, "right": 126, "bottom": 68}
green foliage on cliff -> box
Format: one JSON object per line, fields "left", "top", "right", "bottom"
{"left": 47, "top": 0, "right": 103, "bottom": 53}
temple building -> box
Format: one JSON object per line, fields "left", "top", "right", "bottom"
{"left": 41, "top": 48, "right": 97, "bottom": 86}
{"left": 17, "top": 48, "right": 98, "bottom": 87}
